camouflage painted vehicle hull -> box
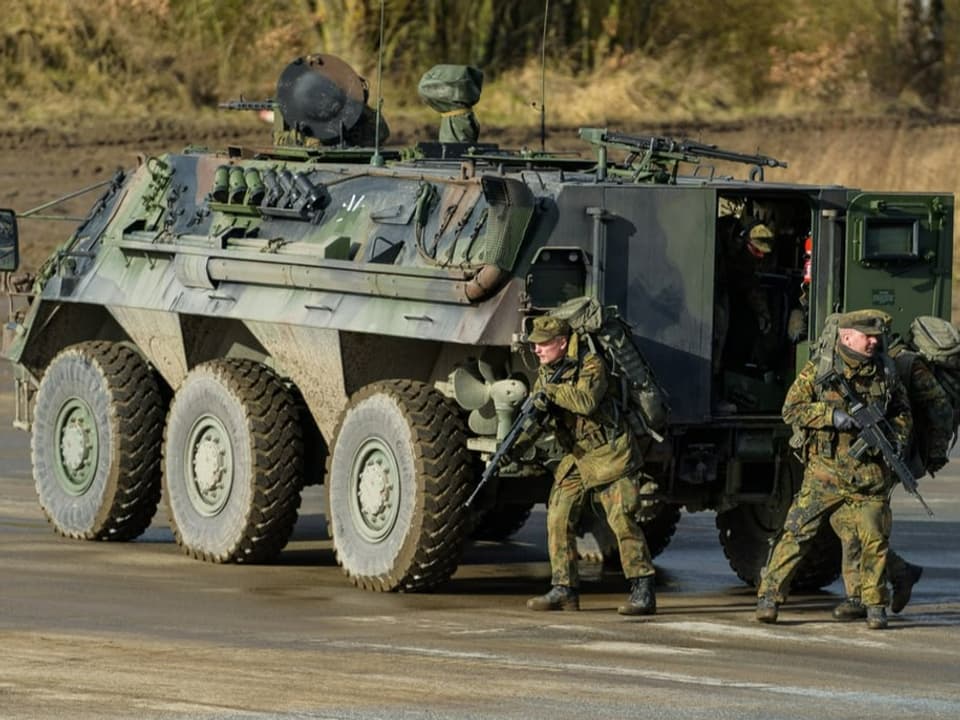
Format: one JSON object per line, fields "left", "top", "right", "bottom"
{"left": 1, "top": 125, "right": 952, "bottom": 592}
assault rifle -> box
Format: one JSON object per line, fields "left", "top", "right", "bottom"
{"left": 464, "top": 361, "right": 571, "bottom": 509}
{"left": 832, "top": 374, "right": 935, "bottom": 516}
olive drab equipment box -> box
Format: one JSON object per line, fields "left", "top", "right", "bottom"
{"left": 546, "top": 296, "right": 670, "bottom": 442}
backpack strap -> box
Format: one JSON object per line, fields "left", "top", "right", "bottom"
{"left": 879, "top": 352, "right": 898, "bottom": 403}
{"left": 892, "top": 350, "right": 917, "bottom": 387}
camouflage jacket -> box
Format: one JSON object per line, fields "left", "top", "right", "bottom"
{"left": 783, "top": 352, "right": 912, "bottom": 496}
{"left": 535, "top": 339, "right": 642, "bottom": 488}
{"left": 889, "top": 345, "right": 954, "bottom": 471}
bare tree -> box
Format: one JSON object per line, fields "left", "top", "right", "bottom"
{"left": 897, "top": 0, "right": 945, "bottom": 108}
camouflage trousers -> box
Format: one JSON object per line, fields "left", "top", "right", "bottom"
{"left": 546, "top": 467, "right": 655, "bottom": 587}
{"left": 758, "top": 477, "right": 890, "bottom": 607}
{"left": 830, "top": 505, "right": 906, "bottom": 598}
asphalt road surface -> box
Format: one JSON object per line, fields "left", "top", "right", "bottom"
{"left": 0, "top": 360, "right": 958, "bottom": 720}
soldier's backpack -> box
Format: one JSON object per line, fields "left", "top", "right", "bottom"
{"left": 811, "top": 312, "right": 843, "bottom": 385}
{"left": 909, "top": 315, "right": 960, "bottom": 445}
{"left": 547, "top": 297, "right": 670, "bottom": 442}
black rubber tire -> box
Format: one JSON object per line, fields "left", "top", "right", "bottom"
{"left": 716, "top": 459, "right": 841, "bottom": 591}
{"left": 31, "top": 342, "right": 165, "bottom": 540}
{"left": 327, "top": 380, "right": 472, "bottom": 591}
{"left": 470, "top": 501, "right": 535, "bottom": 541}
{"left": 640, "top": 503, "right": 682, "bottom": 558}
{"left": 163, "top": 360, "right": 303, "bottom": 563}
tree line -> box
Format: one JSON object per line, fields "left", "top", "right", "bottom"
{"left": 1, "top": 0, "right": 955, "bottom": 124}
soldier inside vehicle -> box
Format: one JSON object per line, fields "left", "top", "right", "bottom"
{"left": 713, "top": 193, "right": 813, "bottom": 415}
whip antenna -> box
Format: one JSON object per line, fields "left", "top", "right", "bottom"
{"left": 371, "top": 0, "right": 386, "bottom": 167}
{"left": 539, "top": 0, "right": 550, "bottom": 152}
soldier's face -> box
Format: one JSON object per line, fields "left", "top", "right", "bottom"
{"left": 839, "top": 328, "right": 879, "bottom": 356}
{"left": 533, "top": 336, "right": 568, "bottom": 365}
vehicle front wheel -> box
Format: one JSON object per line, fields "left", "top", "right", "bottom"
{"left": 32, "top": 342, "right": 165, "bottom": 540}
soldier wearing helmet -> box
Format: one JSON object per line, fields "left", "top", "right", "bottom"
{"left": 757, "top": 309, "right": 912, "bottom": 630}
{"left": 524, "top": 315, "right": 657, "bottom": 616}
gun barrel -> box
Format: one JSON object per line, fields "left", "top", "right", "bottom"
{"left": 219, "top": 99, "right": 276, "bottom": 112}
{"left": 678, "top": 139, "right": 788, "bottom": 169}
{"left": 464, "top": 397, "right": 532, "bottom": 508}
{"left": 601, "top": 131, "right": 788, "bottom": 169}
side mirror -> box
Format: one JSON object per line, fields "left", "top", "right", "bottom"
{"left": 0, "top": 209, "right": 19, "bottom": 272}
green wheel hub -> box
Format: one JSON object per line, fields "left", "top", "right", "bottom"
{"left": 54, "top": 398, "right": 99, "bottom": 495}
{"left": 185, "top": 415, "right": 234, "bottom": 516}
{"left": 350, "top": 437, "right": 401, "bottom": 542}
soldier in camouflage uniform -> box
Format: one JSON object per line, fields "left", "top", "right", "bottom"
{"left": 524, "top": 315, "right": 657, "bottom": 615}
{"left": 830, "top": 328, "right": 951, "bottom": 620}
{"left": 756, "top": 309, "right": 912, "bottom": 630}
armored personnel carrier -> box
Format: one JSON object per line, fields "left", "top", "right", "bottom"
{"left": 0, "top": 54, "right": 952, "bottom": 592}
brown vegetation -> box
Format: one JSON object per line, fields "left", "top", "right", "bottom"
{"left": 4, "top": 1, "right": 960, "bottom": 129}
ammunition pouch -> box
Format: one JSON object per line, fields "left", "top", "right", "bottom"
{"left": 815, "top": 429, "right": 835, "bottom": 459}
{"left": 576, "top": 427, "right": 608, "bottom": 454}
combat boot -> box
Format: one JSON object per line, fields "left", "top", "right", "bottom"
{"left": 526, "top": 585, "right": 580, "bottom": 611}
{"left": 866, "top": 605, "right": 888, "bottom": 630}
{"left": 890, "top": 561, "right": 923, "bottom": 614}
{"left": 618, "top": 576, "right": 656, "bottom": 616}
{"left": 755, "top": 595, "right": 779, "bottom": 624}
{"left": 832, "top": 597, "right": 867, "bottom": 621}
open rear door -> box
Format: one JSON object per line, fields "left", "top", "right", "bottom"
{"left": 844, "top": 192, "right": 953, "bottom": 332}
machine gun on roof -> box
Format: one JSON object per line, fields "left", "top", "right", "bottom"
{"left": 579, "top": 127, "right": 788, "bottom": 184}
{"left": 219, "top": 98, "right": 276, "bottom": 112}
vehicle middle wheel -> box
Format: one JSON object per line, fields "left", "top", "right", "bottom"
{"left": 163, "top": 359, "right": 303, "bottom": 563}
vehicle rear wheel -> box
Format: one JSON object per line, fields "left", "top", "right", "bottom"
{"left": 327, "top": 380, "right": 472, "bottom": 591}
{"left": 716, "top": 458, "right": 841, "bottom": 590}
{"left": 580, "top": 501, "right": 681, "bottom": 565}
{"left": 163, "top": 360, "right": 302, "bottom": 563}
{"left": 32, "top": 342, "right": 165, "bottom": 540}
{"left": 470, "top": 501, "right": 535, "bottom": 541}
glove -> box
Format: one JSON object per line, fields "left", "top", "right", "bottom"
{"left": 531, "top": 391, "right": 550, "bottom": 412}
{"left": 832, "top": 409, "right": 859, "bottom": 432}
{"left": 927, "top": 456, "right": 948, "bottom": 473}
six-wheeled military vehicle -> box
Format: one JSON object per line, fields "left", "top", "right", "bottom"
{"left": 0, "top": 54, "right": 953, "bottom": 592}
